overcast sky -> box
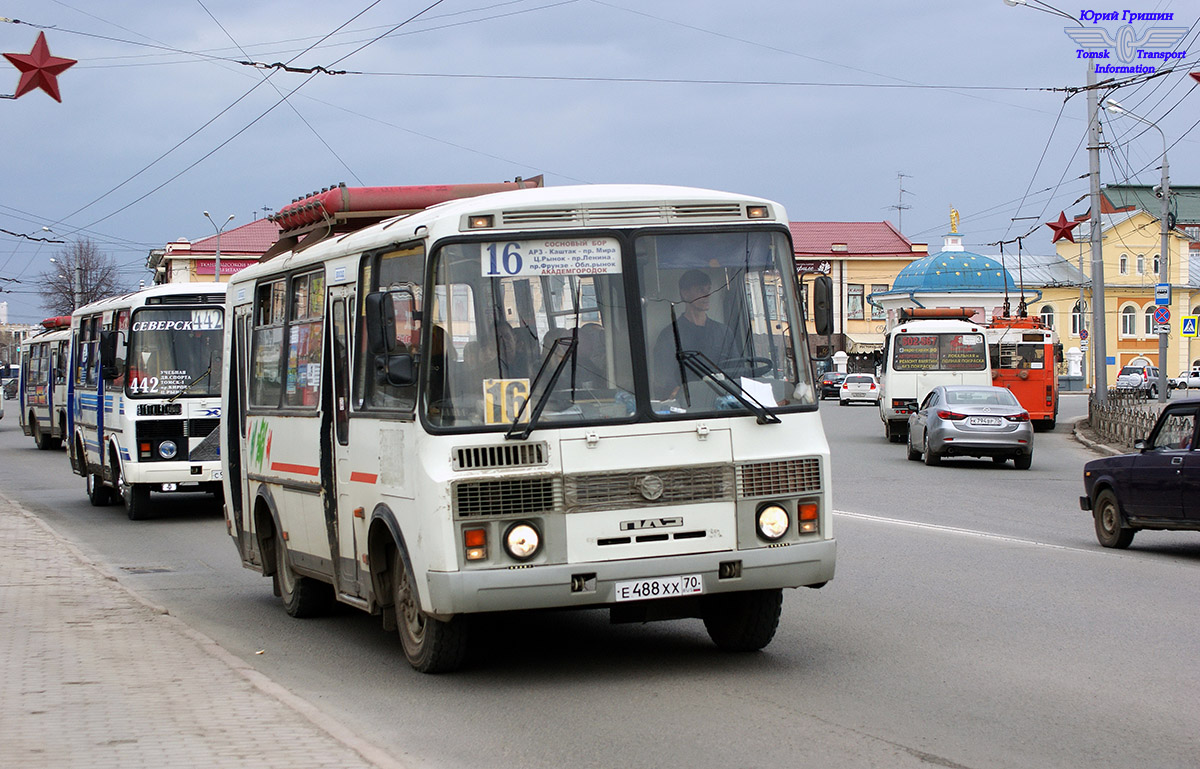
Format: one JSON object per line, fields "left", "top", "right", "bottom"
{"left": 1, "top": 0, "right": 1197, "bottom": 323}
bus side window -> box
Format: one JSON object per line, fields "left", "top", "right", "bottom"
{"left": 250, "top": 279, "right": 287, "bottom": 407}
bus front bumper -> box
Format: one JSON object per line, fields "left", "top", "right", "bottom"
{"left": 425, "top": 538, "right": 836, "bottom": 615}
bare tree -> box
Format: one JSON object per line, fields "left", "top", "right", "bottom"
{"left": 37, "top": 239, "right": 125, "bottom": 315}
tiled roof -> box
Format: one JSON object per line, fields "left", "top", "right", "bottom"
{"left": 789, "top": 221, "right": 918, "bottom": 256}
{"left": 189, "top": 218, "right": 280, "bottom": 256}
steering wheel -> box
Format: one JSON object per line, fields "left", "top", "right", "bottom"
{"left": 720, "top": 356, "right": 773, "bottom": 378}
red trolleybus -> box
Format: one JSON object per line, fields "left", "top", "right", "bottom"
{"left": 987, "top": 315, "right": 1060, "bottom": 431}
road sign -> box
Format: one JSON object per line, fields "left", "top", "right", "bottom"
{"left": 1182, "top": 316, "right": 1199, "bottom": 338}
{"left": 1079, "top": 328, "right": 1089, "bottom": 341}
{"left": 1081, "top": 339, "right": 1089, "bottom": 351}
{"left": 1156, "top": 283, "right": 1171, "bottom": 305}
{"left": 1154, "top": 306, "right": 1171, "bottom": 325}
{"left": 1155, "top": 323, "right": 1171, "bottom": 334}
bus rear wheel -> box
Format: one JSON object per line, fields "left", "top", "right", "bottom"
{"left": 701, "top": 589, "right": 783, "bottom": 651}
{"left": 390, "top": 548, "right": 468, "bottom": 673}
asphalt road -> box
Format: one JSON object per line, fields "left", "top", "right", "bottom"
{"left": 3, "top": 392, "right": 1198, "bottom": 769}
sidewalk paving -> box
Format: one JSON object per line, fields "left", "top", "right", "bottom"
{"left": 0, "top": 494, "right": 406, "bottom": 769}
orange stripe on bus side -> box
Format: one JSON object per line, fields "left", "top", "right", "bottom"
{"left": 349, "top": 472, "right": 378, "bottom": 484}
{"left": 271, "top": 462, "right": 320, "bottom": 476}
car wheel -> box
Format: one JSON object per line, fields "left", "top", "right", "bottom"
{"left": 923, "top": 445, "right": 940, "bottom": 466}
{"left": 701, "top": 589, "right": 783, "bottom": 652}
{"left": 906, "top": 434, "right": 921, "bottom": 461}
{"left": 1014, "top": 452, "right": 1032, "bottom": 470}
{"left": 1093, "top": 489, "right": 1135, "bottom": 548}
{"left": 839, "top": 399, "right": 847, "bottom": 406}
{"left": 1149, "top": 385, "right": 1158, "bottom": 399}
{"left": 390, "top": 546, "right": 468, "bottom": 673}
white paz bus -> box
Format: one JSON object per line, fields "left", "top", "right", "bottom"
{"left": 18, "top": 316, "right": 71, "bottom": 450}
{"left": 878, "top": 308, "right": 992, "bottom": 442}
{"left": 222, "top": 183, "right": 836, "bottom": 672}
{"left": 69, "top": 283, "right": 226, "bottom": 519}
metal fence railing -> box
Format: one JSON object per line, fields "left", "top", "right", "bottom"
{"left": 1087, "top": 389, "right": 1167, "bottom": 449}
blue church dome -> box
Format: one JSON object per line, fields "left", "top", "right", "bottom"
{"left": 889, "top": 248, "right": 1014, "bottom": 293}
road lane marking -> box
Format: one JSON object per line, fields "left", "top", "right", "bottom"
{"left": 834, "top": 510, "right": 1087, "bottom": 554}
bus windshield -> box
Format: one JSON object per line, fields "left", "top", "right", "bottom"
{"left": 893, "top": 332, "right": 987, "bottom": 372}
{"left": 423, "top": 228, "right": 813, "bottom": 430}
{"left": 127, "top": 307, "right": 223, "bottom": 397}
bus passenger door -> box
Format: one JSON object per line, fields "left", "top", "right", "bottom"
{"left": 328, "top": 287, "right": 365, "bottom": 597}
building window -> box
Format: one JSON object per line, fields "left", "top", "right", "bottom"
{"left": 1152, "top": 254, "right": 1160, "bottom": 274}
{"left": 1072, "top": 301, "right": 1087, "bottom": 336}
{"left": 1120, "top": 305, "right": 1136, "bottom": 336}
{"left": 847, "top": 284, "right": 864, "bottom": 320}
{"left": 1119, "top": 254, "right": 1128, "bottom": 274}
{"left": 870, "top": 284, "right": 888, "bottom": 320}
{"left": 1039, "top": 304, "right": 1054, "bottom": 329}
{"left": 1136, "top": 254, "right": 1145, "bottom": 274}
{"left": 1144, "top": 306, "right": 1155, "bottom": 336}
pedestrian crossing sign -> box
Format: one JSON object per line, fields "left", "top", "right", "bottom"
{"left": 1183, "top": 316, "right": 1199, "bottom": 338}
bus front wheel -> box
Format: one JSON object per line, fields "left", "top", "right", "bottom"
{"left": 116, "top": 457, "right": 153, "bottom": 521}
{"left": 86, "top": 471, "right": 112, "bottom": 506}
{"left": 701, "top": 588, "right": 783, "bottom": 652}
{"left": 390, "top": 547, "right": 468, "bottom": 673}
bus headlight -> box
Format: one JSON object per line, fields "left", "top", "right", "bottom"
{"left": 756, "top": 504, "right": 790, "bottom": 541}
{"left": 158, "top": 440, "right": 178, "bottom": 459}
{"left": 504, "top": 522, "right": 541, "bottom": 561}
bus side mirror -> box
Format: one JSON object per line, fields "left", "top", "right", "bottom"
{"left": 99, "top": 331, "right": 121, "bottom": 380}
{"left": 378, "top": 353, "right": 417, "bottom": 386}
{"left": 812, "top": 275, "right": 833, "bottom": 337}
{"left": 365, "top": 292, "right": 397, "bottom": 355}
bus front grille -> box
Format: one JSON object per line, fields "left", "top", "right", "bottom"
{"left": 453, "top": 477, "right": 561, "bottom": 518}
{"left": 564, "top": 465, "right": 734, "bottom": 513}
{"left": 736, "top": 458, "right": 822, "bottom": 498}
{"left": 187, "top": 418, "right": 220, "bottom": 437}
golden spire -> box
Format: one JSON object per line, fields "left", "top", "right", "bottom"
{"left": 950, "top": 206, "right": 960, "bottom": 234}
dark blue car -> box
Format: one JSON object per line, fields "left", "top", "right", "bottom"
{"left": 1080, "top": 397, "right": 1200, "bottom": 548}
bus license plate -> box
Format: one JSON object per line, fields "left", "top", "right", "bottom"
{"left": 968, "top": 416, "right": 1002, "bottom": 426}
{"left": 615, "top": 574, "right": 703, "bottom": 602}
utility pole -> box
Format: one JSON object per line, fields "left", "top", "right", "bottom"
{"left": 1086, "top": 65, "right": 1109, "bottom": 403}
{"left": 73, "top": 263, "right": 82, "bottom": 310}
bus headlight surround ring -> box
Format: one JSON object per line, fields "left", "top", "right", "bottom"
{"left": 158, "top": 440, "right": 178, "bottom": 460}
{"left": 756, "top": 503, "right": 790, "bottom": 541}
{"left": 504, "top": 521, "right": 541, "bottom": 561}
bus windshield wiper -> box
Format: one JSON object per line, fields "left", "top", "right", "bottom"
{"left": 167, "top": 365, "right": 212, "bottom": 403}
{"left": 506, "top": 335, "right": 579, "bottom": 440}
{"left": 676, "top": 349, "right": 781, "bottom": 425}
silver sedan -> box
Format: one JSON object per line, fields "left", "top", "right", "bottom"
{"left": 906, "top": 385, "right": 1034, "bottom": 469}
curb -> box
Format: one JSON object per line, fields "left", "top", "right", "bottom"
{"left": 2, "top": 491, "right": 410, "bottom": 769}
{"left": 1068, "top": 415, "right": 1126, "bottom": 457}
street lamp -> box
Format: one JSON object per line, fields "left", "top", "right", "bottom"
{"left": 202, "top": 211, "right": 235, "bottom": 283}
{"left": 1104, "top": 98, "right": 1171, "bottom": 403}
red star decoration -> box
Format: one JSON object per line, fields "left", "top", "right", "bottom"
{"left": 4, "top": 32, "right": 77, "bottom": 102}
{"left": 1045, "top": 211, "right": 1081, "bottom": 243}
{"left": 1192, "top": 72, "right": 1200, "bottom": 85}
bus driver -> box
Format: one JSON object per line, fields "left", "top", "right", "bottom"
{"left": 653, "top": 269, "right": 739, "bottom": 400}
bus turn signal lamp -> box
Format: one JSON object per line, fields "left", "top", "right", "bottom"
{"left": 464, "top": 528, "right": 487, "bottom": 561}
{"left": 798, "top": 502, "right": 819, "bottom": 534}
